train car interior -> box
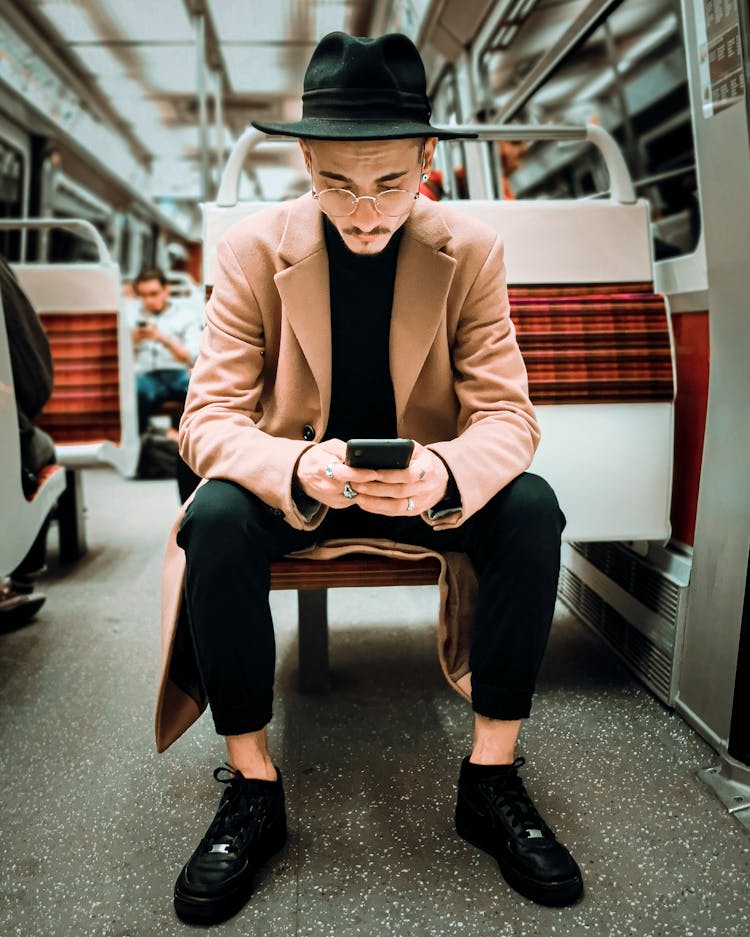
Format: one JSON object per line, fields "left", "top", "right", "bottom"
{"left": 0, "top": 1, "right": 748, "bottom": 934}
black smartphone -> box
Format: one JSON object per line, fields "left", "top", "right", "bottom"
{"left": 345, "top": 438, "right": 415, "bottom": 470}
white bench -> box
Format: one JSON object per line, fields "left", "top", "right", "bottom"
{"left": 0, "top": 219, "right": 141, "bottom": 562}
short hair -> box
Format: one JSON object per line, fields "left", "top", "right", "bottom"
{"left": 134, "top": 266, "right": 167, "bottom": 288}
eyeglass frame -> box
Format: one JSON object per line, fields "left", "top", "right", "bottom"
{"left": 308, "top": 145, "right": 428, "bottom": 217}
{"left": 311, "top": 186, "right": 421, "bottom": 216}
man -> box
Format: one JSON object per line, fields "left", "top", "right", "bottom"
{"left": 167, "top": 31, "right": 583, "bottom": 925}
{"left": 130, "top": 266, "right": 202, "bottom": 436}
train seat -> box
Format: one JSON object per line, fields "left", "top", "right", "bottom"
{"left": 439, "top": 196, "right": 674, "bottom": 544}
{"left": 203, "top": 195, "right": 674, "bottom": 544}
{"left": 0, "top": 295, "right": 66, "bottom": 577}
{"left": 5, "top": 221, "right": 140, "bottom": 479}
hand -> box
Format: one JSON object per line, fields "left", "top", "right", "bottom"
{"left": 295, "top": 439, "right": 379, "bottom": 509}
{"left": 133, "top": 323, "right": 161, "bottom": 344}
{"left": 346, "top": 441, "right": 449, "bottom": 516}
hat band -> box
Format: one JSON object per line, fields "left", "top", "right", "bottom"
{"left": 302, "top": 87, "right": 430, "bottom": 122}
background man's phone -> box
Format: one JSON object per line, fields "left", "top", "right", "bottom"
{"left": 345, "top": 438, "right": 415, "bottom": 470}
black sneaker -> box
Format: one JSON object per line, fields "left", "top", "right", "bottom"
{"left": 456, "top": 757, "right": 583, "bottom": 906}
{"left": 174, "top": 765, "right": 287, "bottom": 924}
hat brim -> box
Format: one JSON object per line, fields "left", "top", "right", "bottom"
{"left": 251, "top": 118, "right": 476, "bottom": 141}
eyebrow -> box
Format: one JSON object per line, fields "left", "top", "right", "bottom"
{"left": 318, "top": 168, "right": 409, "bottom": 184}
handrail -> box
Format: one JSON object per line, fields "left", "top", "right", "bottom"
{"left": 216, "top": 128, "right": 269, "bottom": 207}
{"left": 442, "top": 123, "right": 636, "bottom": 204}
{"left": 0, "top": 218, "right": 113, "bottom": 265}
{"left": 218, "top": 121, "right": 635, "bottom": 207}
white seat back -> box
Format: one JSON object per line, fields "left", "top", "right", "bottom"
{"left": 0, "top": 219, "right": 140, "bottom": 477}
{"left": 0, "top": 295, "right": 66, "bottom": 576}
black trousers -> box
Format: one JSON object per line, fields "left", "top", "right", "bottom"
{"left": 177, "top": 472, "right": 565, "bottom": 736}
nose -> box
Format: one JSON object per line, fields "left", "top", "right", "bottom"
{"left": 351, "top": 196, "right": 381, "bottom": 231}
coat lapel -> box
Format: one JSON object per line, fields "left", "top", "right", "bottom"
{"left": 274, "top": 196, "right": 332, "bottom": 424}
{"left": 390, "top": 200, "right": 456, "bottom": 424}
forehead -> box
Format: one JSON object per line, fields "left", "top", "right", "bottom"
{"left": 136, "top": 279, "right": 165, "bottom": 292}
{"left": 306, "top": 138, "right": 419, "bottom": 174}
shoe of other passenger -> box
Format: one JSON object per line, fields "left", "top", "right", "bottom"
{"left": 174, "top": 765, "right": 287, "bottom": 924}
{"left": 0, "top": 578, "right": 46, "bottom": 630}
{"left": 455, "top": 757, "right": 583, "bottom": 906}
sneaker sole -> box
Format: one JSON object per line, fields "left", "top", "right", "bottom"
{"left": 173, "top": 827, "right": 287, "bottom": 925}
{"left": 456, "top": 821, "right": 584, "bottom": 907}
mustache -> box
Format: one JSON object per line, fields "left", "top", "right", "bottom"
{"left": 343, "top": 226, "right": 390, "bottom": 236}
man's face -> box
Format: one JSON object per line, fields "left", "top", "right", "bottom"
{"left": 301, "top": 137, "right": 437, "bottom": 255}
{"left": 135, "top": 279, "right": 169, "bottom": 313}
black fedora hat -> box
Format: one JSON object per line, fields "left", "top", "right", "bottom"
{"left": 251, "top": 32, "right": 475, "bottom": 141}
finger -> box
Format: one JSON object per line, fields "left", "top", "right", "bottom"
{"left": 355, "top": 493, "right": 422, "bottom": 516}
{"left": 354, "top": 481, "right": 411, "bottom": 498}
{"left": 319, "top": 438, "right": 348, "bottom": 460}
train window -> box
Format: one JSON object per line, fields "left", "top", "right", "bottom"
{"left": 0, "top": 137, "right": 25, "bottom": 261}
{"left": 482, "top": 0, "right": 701, "bottom": 257}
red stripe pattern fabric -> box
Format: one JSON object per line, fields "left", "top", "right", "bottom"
{"left": 509, "top": 282, "right": 674, "bottom": 405}
{"left": 37, "top": 312, "right": 122, "bottom": 444}
{"left": 26, "top": 463, "right": 63, "bottom": 502}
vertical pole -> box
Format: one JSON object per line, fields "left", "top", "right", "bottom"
{"left": 214, "top": 69, "right": 225, "bottom": 186}
{"left": 196, "top": 12, "right": 210, "bottom": 203}
{"left": 298, "top": 589, "right": 331, "bottom": 693}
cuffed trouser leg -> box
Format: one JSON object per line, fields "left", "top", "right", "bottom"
{"left": 463, "top": 473, "right": 565, "bottom": 720}
{"left": 176, "top": 479, "right": 320, "bottom": 735}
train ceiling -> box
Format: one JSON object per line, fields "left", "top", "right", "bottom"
{"left": 12, "top": 0, "right": 685, "bottom": 209}
{"left": 23, "top": 0, "right": 376, "bottom": 201}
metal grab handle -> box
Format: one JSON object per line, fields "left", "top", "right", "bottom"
{"left": 442, "top": 123, "right": 636, "bottom": 205}
{"left": 216, "top": 128, "right": 269, "bottom": 207}
{"left": 221, "top": 121, "right": 635, "bottom": 207}
{"left": 0, "top": 218, "right": 113, "bottom": 265}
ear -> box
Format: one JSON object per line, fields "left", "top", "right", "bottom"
{"left": 421, "top": 136, "right": 439, "bottom": 174}
{"left": 298, "top": 139, "right": 312, "bottom": 173}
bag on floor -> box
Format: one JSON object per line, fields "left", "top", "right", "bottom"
{"left": 137, "top": 430, "right": 179, "bottom": 479}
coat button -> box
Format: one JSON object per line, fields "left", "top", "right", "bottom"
{"left": 302, "top": 424, "right": 315, "bottom": 441}
{"left": 273, "top": 508, "right": 283, "bottom": 517}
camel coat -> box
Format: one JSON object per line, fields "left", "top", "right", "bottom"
{"left": 155, "top": 193, "right": 539, "bottom": 752}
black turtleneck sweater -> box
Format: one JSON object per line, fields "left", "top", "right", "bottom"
{"left": 322, "top": 216, "right": 402, "bottom": 442}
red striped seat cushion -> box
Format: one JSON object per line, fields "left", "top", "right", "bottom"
{"left": 37, "top": 312, "right": 122, "bottom": 445}
{"left": 25, "top": 462, "right": 63, "bottom": 503}
{"left": 509, "top": 282, "right": 673, "bottom": 404}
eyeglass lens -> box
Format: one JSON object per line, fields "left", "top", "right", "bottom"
{"left": 317, "top": 189, "right": 414, "bottom": 217}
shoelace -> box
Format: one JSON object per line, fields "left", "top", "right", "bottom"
{"left": 479, "top": 757, "right": 550, "bottom": 840}
{"left": 203, "top": 764, "right": 267, "bottom": 854}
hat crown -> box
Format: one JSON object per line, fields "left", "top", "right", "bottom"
{"left": 300, "top": 32, "right": 430, "bottom": 122}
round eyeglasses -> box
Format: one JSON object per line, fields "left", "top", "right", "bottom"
{"left": 312, "top": 187, "right": 420, "bottom": 217}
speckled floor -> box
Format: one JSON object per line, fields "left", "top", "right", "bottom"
{"left": 1, "top": 466, "right": 748, "bottom": 937}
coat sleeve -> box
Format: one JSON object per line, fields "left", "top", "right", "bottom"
{"left": 425, "top": 234, "right": 540, "bottom": 529}
{"left": 178, "top": 238, "right": 325, "bottom": 531}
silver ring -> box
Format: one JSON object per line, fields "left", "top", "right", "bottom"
{"left": 406, "top": 497, "right": 415, "bottom": 512}
{"left": 343, "top": 482, "right": 358, "bottom": 500}
{"left": 324, "top": 463, "right": 335, "bottom": 479}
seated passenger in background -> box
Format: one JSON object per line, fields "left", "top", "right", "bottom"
{"left": 130, "top": 266, "right": 202, "bottom": 437}
{"left": 0, "top": 255, "right": 56, "bottom": 627}
{"left": 165, "top": 32, "right": 583, "bottom": 926}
